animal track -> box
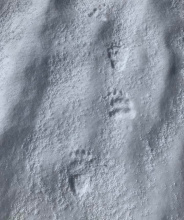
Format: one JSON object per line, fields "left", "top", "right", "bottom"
{"left": 107, "top": 43, "right": 129, "bottom": 71}
{"left": 88, "top": 7, "right": 98, "bottom": 17}
{"left": 107, "top": 43, "right": 121, "bottom": 69}
{"left": 88, "top": 4, "right": 113, "bottom": 21}
{"left": 108, "top": 89, "right": 136, "bottom": 120}
{"left": 67, "top": 149, "right": 95, "bottom": 197}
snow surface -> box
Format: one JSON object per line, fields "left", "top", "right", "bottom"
{"left": 0, "top": 0, "right": 184, "bottom": 219}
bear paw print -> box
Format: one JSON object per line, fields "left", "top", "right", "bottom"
{"left": 108, "top": 89, "right": 136, "bottom": 120}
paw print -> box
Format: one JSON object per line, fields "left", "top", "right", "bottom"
{"left": 108, "top": 89, "right": 136, "bottom": 120}
{"left": 107, "top": 43, "right": 129, "bottom": 71}
{"left": 68, "top": 149, "right": 94, "bottom": 174}
{"left": 107, "top": 43, "right": 121, "bottom": 69}
{"left": 67, "top": 149, "right": 95, "bottom": 196}
{"left": 88, "top": 4, "right": 113, "bottom": 21}
{"left": 88, "top": 7, "right": 98, "bottom": 17}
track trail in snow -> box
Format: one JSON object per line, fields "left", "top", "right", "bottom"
{"left": 0, "top": 0, "right": 184, "bottom": 219}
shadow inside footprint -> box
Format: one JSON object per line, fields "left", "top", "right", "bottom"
{"left": 109, "top": 108, "right": 122, "bottom": 117}
{"left": 68, "top": 174, "right": 80, "bottom": 195}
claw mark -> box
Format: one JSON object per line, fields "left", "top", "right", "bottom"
{"left": 108, "top": 89, "right": 136, "bottom": 120}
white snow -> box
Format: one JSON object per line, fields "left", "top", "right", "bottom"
{"left": 0, "top": 0, "right": 184, "bottom": 219}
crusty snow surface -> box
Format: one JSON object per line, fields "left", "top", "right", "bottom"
{"left": 0, "top": 0, "right": 184, "bottom": 219}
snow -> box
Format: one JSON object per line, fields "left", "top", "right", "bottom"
{"left": 0, "top": 0, "right": 184, "bottom": 219}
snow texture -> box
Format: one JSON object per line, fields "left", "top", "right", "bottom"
{"left": 0, "top": 0, "right": 184, "bottom": 219}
